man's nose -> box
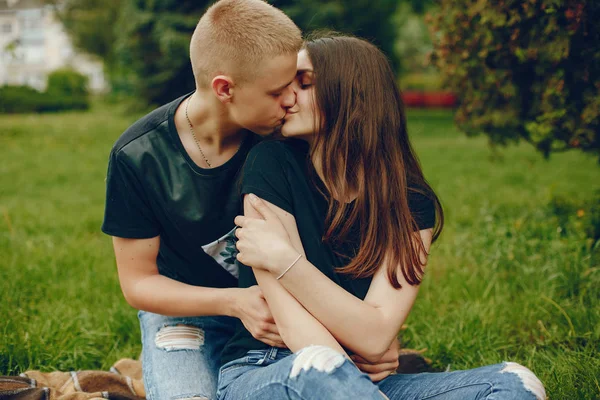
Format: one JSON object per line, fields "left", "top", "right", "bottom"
{"left": 281, "top": 85, "right": 297, "bottom": 109}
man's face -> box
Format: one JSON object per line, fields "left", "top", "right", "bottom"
{"left": 229, "top": 53, "right": 298, "bottom": 136}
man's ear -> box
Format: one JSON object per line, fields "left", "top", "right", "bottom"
{"left": 212, "top": 75, "right": 235, "bottom": 103}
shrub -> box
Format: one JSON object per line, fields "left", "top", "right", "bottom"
{"left": 45, "top": 69, "right": 90, "bottom": 111}
{"left": 0, "top": 70, "right": 89, "bottom": 114}
{"left": 46, "top": 69, "right": 89, "bottom": 99}
{"left": 428, "top": 0, "right": 600, "bottom": 161}
{"left": 0, "top": 86, "right": 47, "bottom": 113}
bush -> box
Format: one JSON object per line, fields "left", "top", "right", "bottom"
{"left": 428, "top": 0, "right": 600, "bottom": 161}
{"left": 46, "top": 69, "right": 89, "bottom": 99}
{"left": 0, "top": 86, "right": 47, "bottom": 113}
{"left": 0, "top": 70, "right": 89, "bottom": 114}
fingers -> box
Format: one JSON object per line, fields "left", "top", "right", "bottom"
{"left": 234, "top": 215, "right": 246, "bottom": 227}
{"left": 377, "top": 349, "right": 401, "bottom": 364}
{"left": 355, "top": 360, "right": 399, "bottom": 374}
{"left": 369, "top": 370, "right": 394, "bottom": 383}
{"left": 254, "top": 332, "right": 286, "bottom": 348}
{"left": 263, "top": 314, "right": 276, "bottom": 325}
{"left": 351, "top": 354, "right": 368, "bottom": 364}
{"left": 372, "top": 339, "right": 401, "bottom": 364}
{"left": 247, "top": 194, "right": 278, "bottom": 221}
{"left": 256, "top": 320, "right": 279, "bottom": 335}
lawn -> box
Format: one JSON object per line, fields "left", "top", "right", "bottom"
{"left": 1, "top": 104, "right": 599, "bottom": 399}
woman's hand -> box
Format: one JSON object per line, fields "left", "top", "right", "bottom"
{"left": 351, "top": 338, "right": 401, "bottom": 382}
{"left": 234, "top": 194, "right": 300, "bottom": 275}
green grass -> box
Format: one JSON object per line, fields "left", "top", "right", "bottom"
{"left": 1, "top": 105, "right": 599, "bottom": 399}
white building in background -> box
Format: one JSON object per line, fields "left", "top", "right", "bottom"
{"left": 0, "top": 0, "right": 106, "bottom": 92}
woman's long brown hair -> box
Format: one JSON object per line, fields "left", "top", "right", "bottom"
{"left": 304, "top": 34, "right": 444, "bottom": 288}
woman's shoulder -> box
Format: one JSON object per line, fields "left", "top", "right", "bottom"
{"left": 407, "top": 180, "right": 437, "bottom": 230}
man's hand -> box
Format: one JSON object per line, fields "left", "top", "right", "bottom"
{"left": 352, "top": 337, "right": 400, "bottom": 382}
{"left": 232, "top": 285, "right": 286, "bottom": 348}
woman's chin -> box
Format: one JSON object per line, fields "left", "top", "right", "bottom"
{"left": 281, "top": 124, "right": 314, "bottom": 141}
{"left": 280, "top": 125, "right": 294, "bottom": 137}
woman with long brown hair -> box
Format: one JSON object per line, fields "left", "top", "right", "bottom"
{"left": 216, "top": 34, "right": 546, "bottom": 400}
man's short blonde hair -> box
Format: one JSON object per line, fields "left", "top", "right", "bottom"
{"left": 190, "top": 0, "right": 302, "bottom": 87}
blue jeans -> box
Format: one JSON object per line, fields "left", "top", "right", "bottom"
{"left": 139, "top": 310, "right": 237, "bottom": 400}
{"left": 217, "top": 346, "right": 546, "bottom": 400}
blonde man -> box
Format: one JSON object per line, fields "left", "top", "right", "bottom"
{"left": 102, "top": 1, "right": 300, "bottom": 399}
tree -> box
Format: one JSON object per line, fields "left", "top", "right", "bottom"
{"left": 428, "top": 0, "right": 600, "bottom": 160}
{"left": 57, "top": 0, "right": 406, "bottom": 106}
{"left": 113, "top": 0, "right": 204, "bottom": 105}
{"left": 47, "top": 0, "right": 121, "bottom": 74}
{"left": 272, "top": 0, "right": 401, "bottom": 70}
{"left": 112, "top": 0, "right": 402, "bottom": 106}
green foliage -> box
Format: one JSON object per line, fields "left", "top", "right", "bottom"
{"left": 53, "top": 0, "right": 440, "bottom": 106}
{"left": 0, "top": 71, "right": 89, "bottom": 114}
{"left": 273, "top": 0, "right": 400, "bottom": 69}
{"left": 401, "top": 72, "right": 443, "bottom": 90}
{"left": 0, "top": 86, "right": 47, "bottom": 113}
{"left": 109, "top": 0, "right": 402, "bottom": 106}
{"left": 428, "top": 0, "right": 600, "bottom": 160}
{"left": 47, "top": 69, "right": 89, "bottom": 98}
{"left": 113, "top": 1, "right": 206, "bottom": 106}
{"left": 47, "top": 0, "right": 120, "bottom": 64}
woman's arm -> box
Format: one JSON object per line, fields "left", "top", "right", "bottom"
{"left": 240, "top": 195, "right": 348, "bottom": 355}
{"left": 235, "top": 195, "right": 432, "bottom": 362}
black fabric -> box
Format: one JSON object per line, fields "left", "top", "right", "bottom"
{"left": 102, "top": 93, "right": 261, "bottom": 288}
{"left": 220, "top": 139, "right": 436, "bottom": 365}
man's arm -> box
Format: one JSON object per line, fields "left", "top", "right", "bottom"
{"left": 112, "top": 235, "right": 285, "bottom": 347}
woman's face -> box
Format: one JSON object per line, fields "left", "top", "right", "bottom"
{"left": 281, "top": 50, "right": 319, "bottom": 142}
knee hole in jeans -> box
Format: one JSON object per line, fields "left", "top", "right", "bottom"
{"left": 290, "top": 345, "right": 346, "bottom": 378}
{"left": 501, "top": 362, "right": 546, "bottom": 400}
{"left": 154, "top": 324, "right": 205, "bottom": 351}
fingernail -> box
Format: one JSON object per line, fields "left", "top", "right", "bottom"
{"left": 249, "top": 193, "right": 258, "bottom": 203}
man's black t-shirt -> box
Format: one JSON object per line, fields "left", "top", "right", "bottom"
{"left": 102, "top": 93, "right": 260, "bottom": 287}
{"left": 220, "top": 139, "right": 437, "bottom": 365}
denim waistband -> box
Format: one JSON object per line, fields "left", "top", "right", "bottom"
{"left": 267, "top": 347, "right": 293, "bottom": 360}
{"left": 249, "top": 347, "right": 293, "bottom": 363}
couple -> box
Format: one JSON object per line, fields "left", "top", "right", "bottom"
{"left": 102, "top": 0, "right": 546, "bottom": 399}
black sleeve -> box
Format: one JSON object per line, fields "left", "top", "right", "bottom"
{"left": 101, "top": 151, "right": 160, "bottom": 239}
{"left": 407, "top": 187, "right": 437, "bottom": 231}
{"left": 240, "top": 142, "right": 293, "bottom": 214}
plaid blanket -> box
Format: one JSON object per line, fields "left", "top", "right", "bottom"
{"left": 0, "top": 359, "right": 144, "bottom": 400}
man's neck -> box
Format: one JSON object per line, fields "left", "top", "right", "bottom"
{"left": 183, "top": 91, "right": 246, "bottom": 152}
{"left": 174, "top": 90, "right": 247, "bottom": 168}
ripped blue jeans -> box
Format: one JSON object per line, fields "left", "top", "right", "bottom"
{"left": 217, "top": 346, "right": 546, "bottom": 400}
{"left": 139, "top": 311, "right": 237, "bottom": 400}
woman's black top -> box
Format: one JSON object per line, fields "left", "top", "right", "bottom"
{"left": 221, "top": 139, "right": 436, "bottom": 365}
